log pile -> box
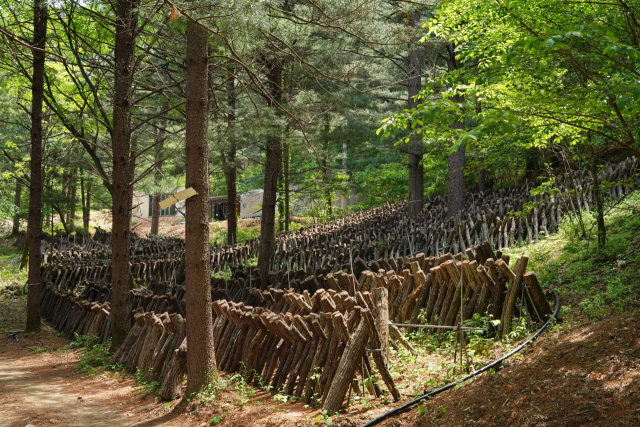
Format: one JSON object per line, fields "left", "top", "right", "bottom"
{"left": 266, "top": 157, "right": 640, "bottom": 273}
{"left": 111, "top": 310, "right": 188, "bottom": 400}
{"left": 34, "top": 158, "right": 636, "bottom": 407}
{"left": 210, "top": 296, "right": 399, "bottom": 414}
{"left": 40, "top": 283, "right": 112, "bottom": 343}
{"left": 38, "top": 157, "right": 639, "bottom": 299}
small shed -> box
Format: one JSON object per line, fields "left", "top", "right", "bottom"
{"left": 209, "top": 195, "right": 240, "bottom": 221}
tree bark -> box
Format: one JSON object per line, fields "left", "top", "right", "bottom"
{"left": 151, "top": 195, "right": 161, "bottom": 235}
{"left": 448, "top": 141, "right": 466, "bottom": 216}
{"left": 223, "top": 160, "right": 237, "bottom": 244}
{"left": 222, "top": 70, "right": 237, "bottom": 244}
{"left": 69, "top": 167, "right": 77, "bottom": 231}
{"left": 80, "top": 172, "right": 91, "bottom": 235}
{"left": 25, "top": 0, "right": 47, "bottom": 333}
{"left": 258, "top": 59, "right": 283, "bottom": 288}
{"left": 321, "top": 114, "right": 332, "bottom": 217}
{"left": 110, "top": 0, "right": 138, "bottom": 349}
{"left": 185, "top": 18, "right": 218, "bottom": 396}
{"left": 283, "top": 139, "right": 290, "bottom": 232}
{"left": 11, "top": 178, "right": 21, "bottom": 237}
{"left": 150, "top": 105, "right": 167, "bottom": 236}
{"left": 407, "top": 11, "right": 423, "bottom": 218}
{"left": 445, "top": 44, "right": 466, "bottom": 217}
{"left": 445, "top": 116, "right": 466, "bottom": 219}
{"left": 127, "top": 136, "right": 137, "bottom": 232}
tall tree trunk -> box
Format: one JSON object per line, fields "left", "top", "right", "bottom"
{"left": 185, "top": 18, "right": 217, "bottom": 396}
{"left": 80, "top": 171, "right": 91, "bottom": 235}
{"left": 25, "top": 0, "right": 47, "bottom": 333}
{"left": 150, "top": 195, "right": 161, "bottom": 235}
{"left": 258, "top": 60, "right": 283, "bottom": 288}
{"left": 322, "top": 116, "right": 332, "bottom": 217}
{"left": 150, "top": 104, "right": 167, "bottom": 236}
{"left": 110, "top": 0, "right": 138, "bottom": 349}
{"left": 407, "top": 11, "right": 424, "bottom": 218}
{"left": 446, "top": 44, "right": 466, "bottom": 217}
{"left": 591, "top": 158, "right": 606, "bottom": 248}
{"left": 478, "top": 157, "right": 487, "bottom": 193}
{"left": 128, "top": 136, "right": 137, "bottom": 231}
{"left": 69, "top": 167, "right": 76, "bottom": 231}
{"left": 283, "top": 139, "right": 290, "bottom": 232}
{"left": 223, "top": 69, "right": 237, "bottom": 245}
{"left": 223, "top": 157, "right": 237, "bottom": 244}
{"left": 11, "top": 178, "right": 21, "bottom": 237}
{"left": 447, "top": 126, "right": 466, "bottom": 216}
{"left": 278, "top": 158, "right": 285, "bottom": 231}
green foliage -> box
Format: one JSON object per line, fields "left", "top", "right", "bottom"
{"left": 210, "top": 225, "right": 260, "bottom": 247}
{"left": 28, "top": 343, "right": 56, "bottom": 353}
{"left": 65, "top": 333, "right": 117, "bottom": 374}
{"left": 315, "top": 410, "right": 333, "bottom": 426}
{"left": 272, "top": 393, "right": 288, "bottom": 403}
{"left": 353, "top": 162, "right": 408, "bottom": 209}
{"left": 504, "top": 189, "right": 640, "bottom": 319}
{"left": 135, "top": 368, "right": 161, "bottom": 397}
{"left": 194, "top": 380, "right": 223, "bottom": 404}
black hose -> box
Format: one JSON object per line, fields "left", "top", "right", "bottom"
{"left": 361, "top": 290, "right": 561, "bottom": 427}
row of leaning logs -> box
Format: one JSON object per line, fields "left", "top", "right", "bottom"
{"left": 40, "top": 283, "right": 112, "bottom": 343}
{"left": 111, "top": 310, "right": 188, "bottom": 400}
{"left": 40, "top": 230, "right": 255, "bottom": 293}
{"left": 355, "top": 240, "right": 553, "bottom": 338}
{"left": 211, "top": 294, "right": 400, "bottom": 416}
{"left": 37, "top": 157, "right": 639, "bottom": 301}
{"left": 266, "top": 157, "right": 639, "bottom": 273}
{"left": 240, "top": 240, "right": 551, "bottom": 339}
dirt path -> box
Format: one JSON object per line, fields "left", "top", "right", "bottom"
{"left": 0, "top": 330, "right": 322, "bottom": 427}
{"left": 0, "top": 331, "right": 185, "bottom": 427}
{"left": 0, "top": 351, "right": 135, "bottom": 427}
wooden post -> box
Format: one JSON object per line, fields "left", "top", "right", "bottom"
{"left": 160, "top": 338, "right": 187, "bottom": 400}
{"left": 372, "top": 287, "right": 389, "bottom": 364}
{"left": 522, "top": 271, "right": 552, "bottom": 319}
{"left": 363, "top": 310, "right": 400, "bottom": 401}
{"left": 322, "top": 308, "right": 371, "bottom": 415}
{"left": 497, "top": 257, "right": 528, "bottom": 339}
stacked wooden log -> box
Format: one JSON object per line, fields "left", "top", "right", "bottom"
{"left": 265, "top": 156, "right": 640, "bottom": 273}
{"left": 37, "top": 156, "right": 639, "bottom": 299}
{"left": 40, "top": 283, "right": 112, "bottom": 343}
{"left": 34, "top": 158, "right": 636, "bottom": 408}
{"left": 215, "top": 240, "right": 552, "bottom": 337}
{"left": 111, "top": 310, "right": 188, "bottom": 400}
{"left": 210, "top": 295, "right": 399, "bottom": 413}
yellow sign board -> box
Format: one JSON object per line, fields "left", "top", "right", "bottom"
{"left": 159, "top": 187, "right": 198, "bottom": 210}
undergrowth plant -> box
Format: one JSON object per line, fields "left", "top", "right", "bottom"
{"left": 135, "top": 368, "right": 161, "bottom": 397}
{"left": 65, "top": 333, "right": 118, "bottom": 374}
{"left": 504, "top": 188, "right": 640, "bottom": 319}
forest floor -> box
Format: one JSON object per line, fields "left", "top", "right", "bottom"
{"left": 1, "top": 194, "right": 640, "bottom": 427}
{"left": 1, "top": 304, "right": 639, "bottom": 427}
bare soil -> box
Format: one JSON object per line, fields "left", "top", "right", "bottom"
{"left": 359, "top": 309, "right": 640, "bottom": 427}
{"left": 0, "top": 328, "right": 324, "bottom": 427}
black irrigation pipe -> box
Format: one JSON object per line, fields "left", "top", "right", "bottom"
{"left": 361, "top": 289, "right": 561, "bottom": 427}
